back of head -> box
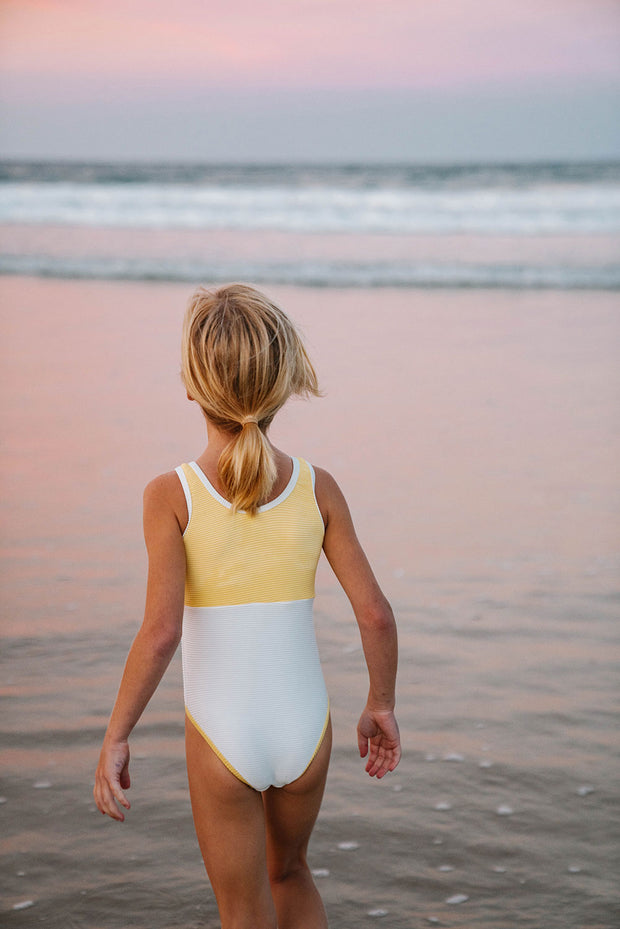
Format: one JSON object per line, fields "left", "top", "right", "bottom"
{"left": 181, "top": 283, "right": 320, "bottom": 514}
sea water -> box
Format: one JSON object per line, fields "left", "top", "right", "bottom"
{"left": 1, "top": 160, "right": 619, "bottom": 928}
{"left": 0, "top": 159, "right": 619, "bottom": 288}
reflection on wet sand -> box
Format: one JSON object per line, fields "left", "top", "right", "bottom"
{"left": 1, "top": 278, "right": 619, "bottom": 927}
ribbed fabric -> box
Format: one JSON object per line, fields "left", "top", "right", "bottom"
{"left": 175, "top": 457, "right": 329, "bottom": 790}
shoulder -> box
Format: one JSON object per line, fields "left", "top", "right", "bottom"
{"left": 143, "top": 470, "right": 188, "bottom": 533}
{"left": 144, "top": 470, "right": 184, "bottom": 506}
{"left": 311, "top": 465, "right": 351, "bottom": 527}
{"left": 312, "top": 465, "right": 343, "bottom": 498}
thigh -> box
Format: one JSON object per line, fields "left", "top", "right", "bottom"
{"left": 263, "top": 716, "right": 332, "bottom": 874}
{"left": 185, "top": 715, "right": 276, "bottom": 924}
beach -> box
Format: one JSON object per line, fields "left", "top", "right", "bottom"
{"left": 1, "top": 272, "right": 619, "bottom": 928}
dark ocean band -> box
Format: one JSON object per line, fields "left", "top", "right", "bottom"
{"left": 1, "top": 254, "right": 617, "bottom": 290}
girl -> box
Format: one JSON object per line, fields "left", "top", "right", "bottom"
{"left": 94, "top": 284, "right": 401, "bottom": 928}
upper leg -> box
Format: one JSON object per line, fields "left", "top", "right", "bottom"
{"left": 263, "top": 716, "right": 332, "bottom": 880}
{"left": 185, "top": 714, "right": 276, "bottom": 927}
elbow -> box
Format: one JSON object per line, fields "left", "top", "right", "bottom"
{"left": 358, "top": 596, "right": 396, "bottom": 634}
{"left": 153, "top": 627, "right": 182, "bottom": 661}
{"left": 141, "top": 621, "right": 182, "bottom": 662}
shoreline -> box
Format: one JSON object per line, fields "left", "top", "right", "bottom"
{"left": 2, "top": 276, "right": 619, "bottom": 927}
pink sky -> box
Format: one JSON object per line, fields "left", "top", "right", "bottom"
{"left": 2, "top": 0, "right": 619, "bottom": 90}
{"left": 1, "top": 0, "right": 618, "bottom": 160}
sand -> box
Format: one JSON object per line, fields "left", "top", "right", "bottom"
{"left": 1, "top": 277, "right": 619, "bottom": 927}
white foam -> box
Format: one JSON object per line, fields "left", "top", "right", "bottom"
{"left": 445, "top": 894, "right": 469, "bottom": 905}
{"left": 443, "top": 753, "right": 465, "bottom": 762}
{"left": 311, "top": 868, "right": 330, "bottom": 878}
{"left": 577, "top": 785, "right": 594, "bottom": 797}
{"left": 12, "top": 901, "right": 35, "bottom": 911}
{"left": 6, "top": 173, "right": 615, "bottom": 236}
{"left": 337, "top": 841, "right": 360, "bottom": 851}
{"left": 33, "top": 780, "right": 52, "bottom": 789}
{"left": 492, "top": 866, "right": 507, "bottom": 873}
{"left": 434, "top": 802, "right": 453, "bottom": 811}
{"left": 392, "top": 784, "right": 403, "bottom": 792}
{"left": 0, "top": 796, "right": 7, "bottom": 804}
{"left": 438, "top": 865, "right": 454, "bottom": 872}
{"left": 496, "top": 804, "right": 514, "bottom": 816}
{"left": 568, "top": 866, "right": 582, "bottom": 874}
{"left": 368, "top": 909, "right": 389, "bottom": 917}
{"left": 479, "top": 760, "right": 493, "bottom": 769}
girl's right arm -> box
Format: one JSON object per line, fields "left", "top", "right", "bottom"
{"left": 94, "top": 473, "right": 187, "bottom": 821}
{"left": 314, "top": 467, "right": 401, "bottom": 778}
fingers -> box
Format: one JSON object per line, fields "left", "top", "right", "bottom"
{"left": 94, "top": 741, "right": 132, "bottom": 821}
{"left": 94, "top": 784, "right": 124, "bottom": 822}
{"left": 95, "top": 785, "right": 129, "bottom": 821}
{"left": 365, "top": 742, "right": 389, "bottom": 778}
{"left": 359, "top": 710, "right": 402, "bottom": 778}
{"left": 94, "top": 770, "right": 131, "bottom": 822}
{"left": 366, "top": 748, "right": 398, "bottom": 778}
{"left": 362, "top": 735, "right": 402, "bottom": 779}
{"left": 358, "top": 708, "right": 401, "bottom": 778}
{"left": 112, "top": 781, "right": 131, "bottom": 810}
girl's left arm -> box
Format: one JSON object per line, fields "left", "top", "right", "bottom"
{"left": 94, "top": 473, "right": 187, "bottom": 821}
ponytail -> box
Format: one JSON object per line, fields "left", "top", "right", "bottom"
{"left": 218, "top": 420, "right": 277, "bottom": 515}
{"left": 181, "top": 284, "right": 320, "bottom": 514}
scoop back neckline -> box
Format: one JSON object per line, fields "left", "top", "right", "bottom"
{"left": 188, "top": 457, "right": 301, "bottom": 513}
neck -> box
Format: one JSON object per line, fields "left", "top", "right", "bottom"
{"left": 204, "top": 419, "right": 240, "bottom": 457}
{"left": 195, "top": 418, "right": 276, "bottom": 467}
{"left": 193, "top": 416, "right": 292, "bottom": 502}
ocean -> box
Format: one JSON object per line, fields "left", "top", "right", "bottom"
{"left": 0, "top": 160, "right": 619, "bottom": 288}
{"left": 1, "top": 160, "right": 619, "bottom": 928}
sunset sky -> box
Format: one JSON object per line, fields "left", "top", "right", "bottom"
{"left": 1, "top": 0, "right": 619, "bottom": 162}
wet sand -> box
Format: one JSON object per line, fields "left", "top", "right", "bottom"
{"left": 1, "top": 277, "right": 619, "bottom": 927}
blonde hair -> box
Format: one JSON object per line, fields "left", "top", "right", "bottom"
{"left": 181, "top": 284, "right": 320, "bottom": 514}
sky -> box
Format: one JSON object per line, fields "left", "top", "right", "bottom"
{"left": 1, "top": 0, "right": 619, "bottom": 163}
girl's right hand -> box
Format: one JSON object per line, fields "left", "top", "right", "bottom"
{"left": 94, "top": 738, "right": 132, "bottom": 822}
{"left": 357, "top": 707, "right": 401, "bottom": 779}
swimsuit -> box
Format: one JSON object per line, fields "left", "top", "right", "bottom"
{"left": 175, "top": 457, "right": 329, "bottom": 791}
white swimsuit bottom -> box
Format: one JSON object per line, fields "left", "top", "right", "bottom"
{"left": 182, "top": 598, "right": 330, "bottom": 791}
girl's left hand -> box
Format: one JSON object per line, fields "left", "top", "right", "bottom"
{"left": 357, "top": 707, "right": 401, "bottom": 778}
{"left": 94, "top": 739, "right": 131, "bottom": 821}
